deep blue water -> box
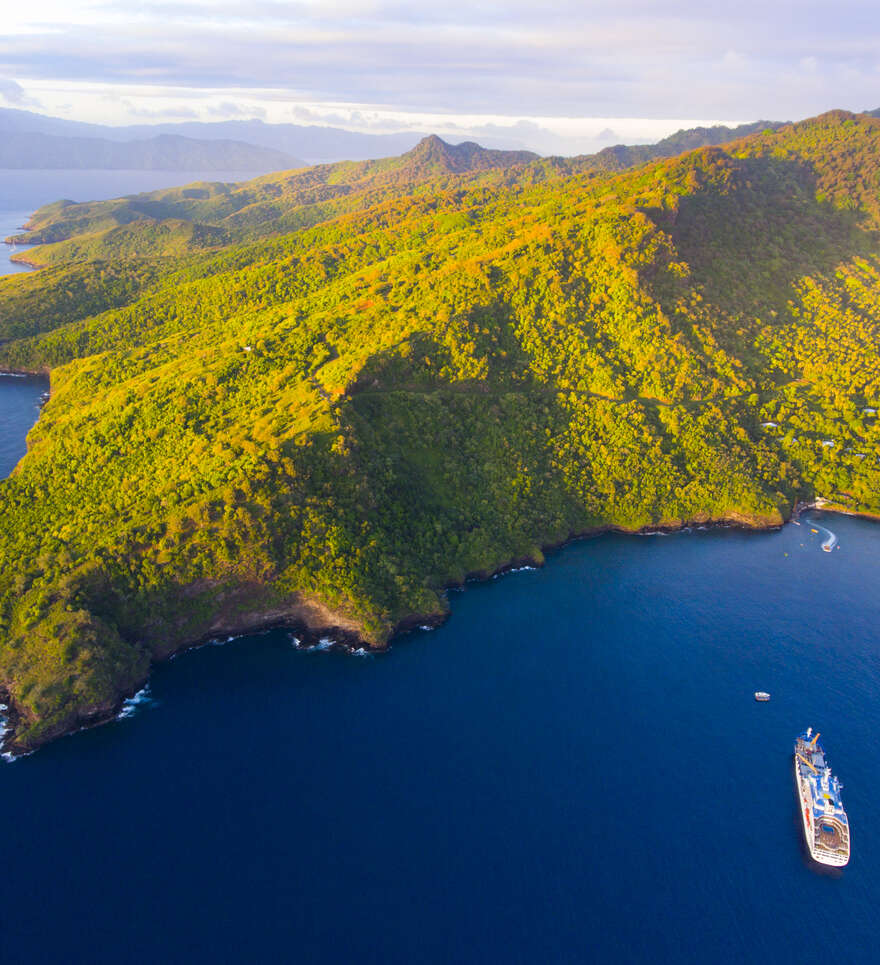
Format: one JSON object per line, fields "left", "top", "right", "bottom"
{"left": 1, "top": 365, "right": 879, "bottom": 963}
{"left": 2, "top": 284, "right": 880, "bottom": 963}
{"left": 0, "top": 374, "right": 47, "bottom": 475}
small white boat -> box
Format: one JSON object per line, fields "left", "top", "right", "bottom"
{"left": 755, "top": 692, "right": 771, "bottom": 702}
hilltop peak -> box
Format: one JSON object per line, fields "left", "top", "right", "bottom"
{"left": 413, "top": 133, "right": 447, "bottom": 149}
{"left": 403, "top": 134, "right": 537, "bottom": 173}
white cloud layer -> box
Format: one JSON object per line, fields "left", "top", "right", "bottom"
{"left": 1, "top": 1, "right": 878, "bottom": 150}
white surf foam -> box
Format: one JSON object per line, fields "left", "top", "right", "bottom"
{"left": 117, "top": 685, "right": 157, "bottom": 720}
{"left": 493, "top": 564, "right": 538, "bottom": 580}
{"left": 292, "top": 635, "right": 336, "bottom": 652}
{"left": 206, "top": 634, "right": 240, "bottom": 647}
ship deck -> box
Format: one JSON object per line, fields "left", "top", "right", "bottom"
{"left": 794, "top": 736, "right": 850, "bottom": 865}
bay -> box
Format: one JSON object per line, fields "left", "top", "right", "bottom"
{"left": 0, "top": 209, "right": 36, "bottom": 274}
{"left": 1, "top": 164, "right": 880, "bottom": 962}
{"left": 1, "top": 376, "right": 878, "bottom": 963}
{"left": 0, "top": 374, "right": 48, "bottom": 476}
{"left": 0, "top": 169, "right": 264, "bottom": 276}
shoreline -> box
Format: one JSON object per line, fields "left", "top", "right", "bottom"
{"left": 2, "top": 236, "right": 40, "bottom": 271}
{"left": 4, "top": 499, "right": 875, "bottom": 760}
{"left": 0, "top": 367, "right": 51, "bottom": 378}
{"left": 6, "top": 254, "right": 41, "bottom": 270}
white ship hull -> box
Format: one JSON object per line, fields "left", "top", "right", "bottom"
{"left": 794, "top": 752, "right": 850, "bottom": 867}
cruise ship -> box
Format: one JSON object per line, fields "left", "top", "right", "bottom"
{"left": 794, "top": 729, "right": 850, "bottom": 867}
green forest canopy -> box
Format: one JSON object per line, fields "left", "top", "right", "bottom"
{"left": 1, "top": 109, "right": 879, "bottom": 753}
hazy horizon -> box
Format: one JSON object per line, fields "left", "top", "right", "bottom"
{"left": 2, "top": 2, "right": 878, "bottom": 157}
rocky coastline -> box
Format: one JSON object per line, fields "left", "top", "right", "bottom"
{"left": 0, "top": 501, "right": 834, "bottom": 761}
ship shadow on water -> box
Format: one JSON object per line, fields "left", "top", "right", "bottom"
{"left": 790, "top": 759, "right": 845, "bottom": 879}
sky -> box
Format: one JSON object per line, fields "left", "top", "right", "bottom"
{"left": 1, "top": 1, "right": 879, "bottom": 154}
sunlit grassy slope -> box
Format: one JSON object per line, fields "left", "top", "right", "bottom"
{"left": 1, "top": 111, "right": 879, "bottom": 752}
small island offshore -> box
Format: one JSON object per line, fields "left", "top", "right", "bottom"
{"left": 1, "top": 110, "right": 879, "bottom": 756}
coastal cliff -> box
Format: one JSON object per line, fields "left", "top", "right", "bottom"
{"left": 1, "top": 505, "right": 786, "bottom": 757}
{"left": 1, "top": 113, "right": 880, "bottom": 755}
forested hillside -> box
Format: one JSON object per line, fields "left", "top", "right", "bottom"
{"left": 1, "top": 110, "right": 879, "bottom": 755}
{"left": 6, "top": 137, "right": 540, "bottom": 256}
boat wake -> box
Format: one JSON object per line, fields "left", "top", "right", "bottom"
{"left": 810, "top": 522, "right": 839, "bottom": 552}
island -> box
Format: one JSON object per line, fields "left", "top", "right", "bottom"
{"left": 1, "top": 111, "right": 878, "bottom": 756}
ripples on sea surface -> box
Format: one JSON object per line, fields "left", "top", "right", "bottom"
{"left": 0, "top": 209, "right": 37, "bottom": 276}
{"left": 1, "top": 316, "right": 879, "bottom": 965}
{"left": 0, "top": 374, "right": 47, "bottom": 476}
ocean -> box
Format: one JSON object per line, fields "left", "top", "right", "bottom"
{"left": 0, "top": 374, "right": 47, "bottom": 476}
{"left": 0, "top": 169, "right": 261, "bottom": 277}
{"left": 1, "top": 178, "right": 880, "bottom": 963}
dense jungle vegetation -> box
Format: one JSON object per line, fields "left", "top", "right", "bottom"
{"left": 1, "top": 109, "right": 879, "bottom": 753}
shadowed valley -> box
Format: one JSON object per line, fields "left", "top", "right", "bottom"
{"left": 1, "top": 110, "right": 879, "bottom": 753}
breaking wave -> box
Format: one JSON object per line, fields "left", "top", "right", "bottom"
{"left": 289, "top": 632, "right": 373, "bottom": 657}
{"left": 117, "top": 685, "right": 157, "bottom": 720}
{"left": 210, "top": 634, "right": 240, "bottom": 646}
{"left": 0, "top": 702, "right": 10, "bottom": 745}
{"left": 493, "top": 564, "right": 538, "bottom": 580}
{"left": 289, "top": 634, "right": 335, "bottom": 652}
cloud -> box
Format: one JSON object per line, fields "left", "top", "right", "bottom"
{"left": 290, "top": 104, "right": 357, "bottom": 126}
{"left": 0, "top": 77, "right": 41, "bottom": 108}
{"left": 1, "top": 2, "right": 879, "bottom": 123}
{"left": 289, "top": 104, "right": 420, "bottom": 131}
{"left": 207, "top": 101, "right": 267, "bottom": 119}
{"left": 124, "top": 102, "right": 200, "bottom": 119}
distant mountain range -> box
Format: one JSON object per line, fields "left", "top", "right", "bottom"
{"left": 594, "top": 120, "right": 784, "bottom": 168}
{"left": 0, "top": 129, "right": 302, "bottom": 172}
{"left": 1, "top": 105, "right": 877, "bottom": 173}
{"left": 0, "top": 107, "right": 808, "bottom": 172}
{"left": 0, "top": 108, "right": 427, "bottom": 168}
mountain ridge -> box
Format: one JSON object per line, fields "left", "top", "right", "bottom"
{"left": 5, "top": 134, "right": 540, "bottom": 254}
{"left": 0, "top": 129, "right": 303, "bottom": 172}
{"left": 1, "top": 108, "right": 879, "bottom": 755}
{"left": 0, "top": 105, "right": 848, "bottom": 169}
{"left": 0, "top": 107, "right": 435, "bottom": 164}
{"left": 593, "top": 119, "right": 785, "bottom": 168}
